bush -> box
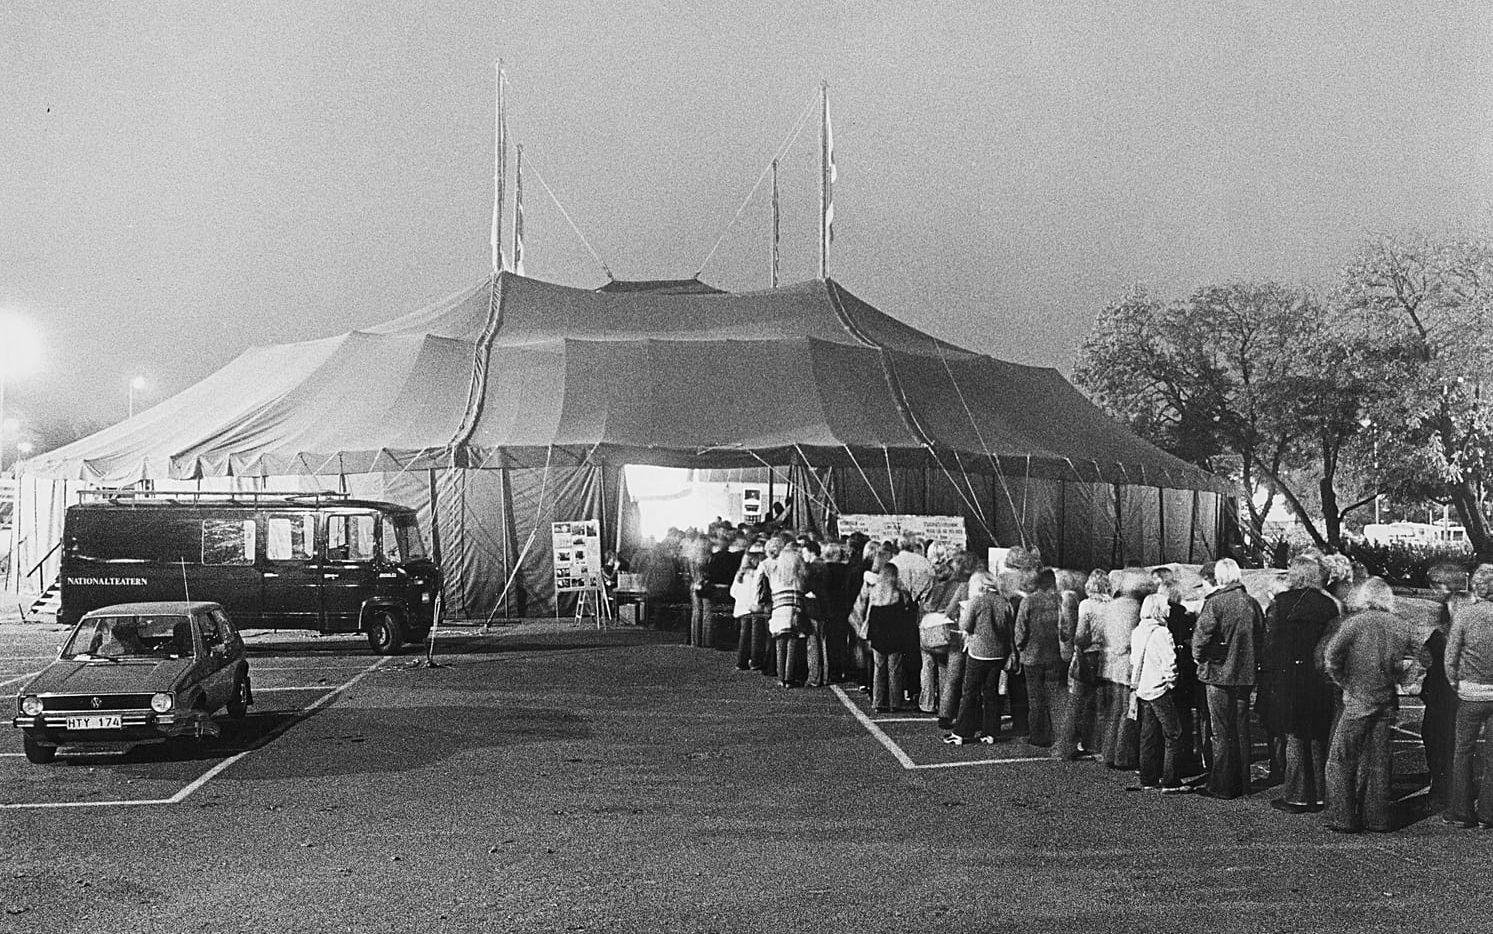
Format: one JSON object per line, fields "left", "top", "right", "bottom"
{"left": 1342, "top": 539, "right": 1474, "bottom": 589}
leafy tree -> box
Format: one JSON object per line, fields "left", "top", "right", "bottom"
{"left": 1338, "top": 233, "right": 1493, "bottom": 557}
{"left": 1075, "top": 281, "right": 1382, "bottom": 552}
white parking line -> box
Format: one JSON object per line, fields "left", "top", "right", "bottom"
{"left": 253, "top": 685, "right": 341, "bottom": 692}
{"left": 832, "top": 685, "right": 1059, "bottom": 771}
{"left": 0, "top": 670, "right": 45, "bottom": 690}
{"left": 0, "top": 656, "right": 391, "bottom": 810}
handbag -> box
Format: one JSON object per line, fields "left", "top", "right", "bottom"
{"left": 919, "top": 611, "right": 954, "bottom": 653}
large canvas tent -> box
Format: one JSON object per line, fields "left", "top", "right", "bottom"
{"left": 9, "top": 272, "right": 1230, "bottom": 617}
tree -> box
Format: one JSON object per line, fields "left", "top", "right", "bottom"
{"left": 1075, "top": 281, "right": 1381, "bottom": 553}
{"left": 1338, "top": 233, "right": 1493, "bottom": 557}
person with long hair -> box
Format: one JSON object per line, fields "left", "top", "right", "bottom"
{"left": 1014, "top": 568, "right": 1065, "bottom": 748}
{"left": 947, "top": 570, "right": 1016, "bottom": 746}
{"left": 1057, "top": 569, "right": 1111, "bottom": 760}
{"left": 1098, "top": 568, "right": 1151, "bottom": 770}
{"left": 1262, "top": 555, "right": 1339, "bottom": 813}
{"left": 1321, "top": 577, "right": 1424, "bottom": 833}
{"left": 935, "top": 551, "right": 984, "bottom": 730}
{"left": 1131, "top": 593, "right": 1185, "bottom": 792}
{"left": 1192, "top": 558, "right": 1263, "bottom": 799}
{"left": 857, "top": 561, "right": 917, "bottom": 712}
{"left": 1443, "top": 564, "right": 1493, "bottom": 828}
{"left": 767, "top": 544, "right": 809, "bottom": 688}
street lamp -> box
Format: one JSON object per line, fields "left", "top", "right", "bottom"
{"left": 128, "top": 375, "right": 148, "bottom": 419}
{"left": 1359, "top": 415, "right": 1381, "bottom": 525}
{"left": 0, "top": 311, "right": 42, "bottom": 474}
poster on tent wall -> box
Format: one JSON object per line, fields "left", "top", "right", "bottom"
{"left": 552, "top": 520, "right": 603, "bottom": 593}
{"left": 837, "top": 514, "right": 967, "bottom": 553}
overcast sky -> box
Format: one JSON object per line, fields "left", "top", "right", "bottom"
{"left": 3, "top": 1, "right": 1490, "bottom": 440}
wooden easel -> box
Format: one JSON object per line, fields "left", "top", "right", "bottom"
{"left": 573, "top": 585, "right": 614, "bottom": 630}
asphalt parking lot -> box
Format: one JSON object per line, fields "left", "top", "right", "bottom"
{"left": 0, "top": 619, "right": 1488, "bottom": 934}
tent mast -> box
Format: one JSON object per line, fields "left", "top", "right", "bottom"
{"left": 770, "top": 158, "right": 780, "bottom": 288}
{"left": 817, "top": 80, "right": 836, "bottom": 281}
{"left": 512, "top": 142, "right": 525, "bottom": 276}
{"left": 490, "top": 61, "right": 508, "bottom": 275}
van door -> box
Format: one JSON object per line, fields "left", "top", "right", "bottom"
{"left": 260, "top": 511, "right": 321, "bottom": 630}
{"left": 197, "top": 516, "right": 261, "bottom": 626}
{"left": 320, "top": 511, "right": 379, "bottom": 632}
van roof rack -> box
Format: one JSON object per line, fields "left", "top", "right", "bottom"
{"left": 78, "top": 488, "right": 351, "bottom": 506}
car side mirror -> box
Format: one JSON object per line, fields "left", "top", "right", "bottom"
{"left": 210, "top": 644, "right": 228, "bottom": 658}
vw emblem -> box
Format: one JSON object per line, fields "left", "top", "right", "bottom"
{"left": 90, "top": 697, "right": 102, "bottom": 709}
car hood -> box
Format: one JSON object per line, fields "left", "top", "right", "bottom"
{"left": 21, "top": 658, "right": 196, "bottom": 695}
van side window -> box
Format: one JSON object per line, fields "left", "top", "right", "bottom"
{"left": 202, "top": 519, "right": 256, "bottom": 566}
{"left": 267, "top": 514, "right": 314, "bottom": 561}
{"left": 327, "top": 513, "right": 376, "bottom": 562}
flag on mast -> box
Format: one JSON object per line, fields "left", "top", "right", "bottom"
{"left": 819, "top": 81, "right": 836, "bottom": 278}
{"left": 490, "top": 62, "right": 508, "bottom": 275}
{"left": 512, "top": 143, "right": 526, "bottom": 277}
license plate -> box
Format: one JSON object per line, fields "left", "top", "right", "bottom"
{"left": 65, "top": 715, "right": 123, "bottom": 731}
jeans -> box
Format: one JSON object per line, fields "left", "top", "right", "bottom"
{"left": 735, "top": 614, "right": 757, "bottom": 669}
{"left": 1447, "top": 698, "right": 1493, "bottom": 825}
{"left": 774, "top": 634, "right": 804, "bottom": 685}
{"left": 872, "top": 649, "right": 904, "bottom": 710}
{"left": 689, "top": 591, "right": 707, "bottom": 647}
{"left": 954, "top": 656, "right": 1005, "bottom": 739}
{"left": 753, "top": 616, "right": 776, "bottom": 676}
{"left": 1323, "top": 699, "right": 1395, "bottom": 831}
{"left": 920, "top": 649, "right": 949, "bottom": 712}
{"left": 1424, "top": 693, "right": 1458, "bottom": 804}
{"left": 804, "top": 617, "right": 828, "bottom": 687}
{"left": 1023, "top": 661, "right": 1064, "bottom": 747}
{"left": 1007, "top": 670, "right": 1029, "bottom": 735}
{"left": 1138, "top": 689, "right": 1183, "bottom": 787}
{"left": 1101, "top": 682, "right": 1138, "bottom": 769}
{"left": 1205, "top": 684, "right": 1253, "bottom": 798}
{"left": 1058, "top": 676, "right": 1103, "bottom": 759}
{"left": 939, "top": 651, "right": 966, "bottom": 722}
{"left": 1282, "top": 732, "right": 1328, "bottom": 806}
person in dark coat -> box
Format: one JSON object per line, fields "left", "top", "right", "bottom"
{"left": 1422, "top": 562, "right": 1469, "bottom": 810}
{"left": 1014, "top": 568, "right": 1065, "bottom": 748}
{"left": 1192, "top": 558, "right": 1264, "bottom": 799}
{"left": 1262, "top": 556, "right": 1341, "bottom": 813}
{"left": 1321, "top": 578, "right": 1427, "bottom": 833}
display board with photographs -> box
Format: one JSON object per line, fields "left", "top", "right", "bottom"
{"left": 552, "top": 519, "right": 603, "bottom": 593}
{"left": 836, "top": 514, "right": 968, "bottom": 554}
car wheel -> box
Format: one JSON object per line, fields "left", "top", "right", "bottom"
{"left": 226, "top": 675, "right": 250, "bottom": 719}
{"left": 366, "top": 610, "right": 406, "bottom": 656}
{"left": 23, "top": 734, "right": 57, "bottom": 765}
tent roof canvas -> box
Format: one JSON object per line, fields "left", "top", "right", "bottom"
{"left": 24, "top": 272, "right": 1227, "bottom": 493}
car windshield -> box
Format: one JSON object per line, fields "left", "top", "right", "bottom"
{"left": 386, "top": 515, "right": 428, "bottom": 562}
{"left": 62, "top": 615, "right": 195, "bottom": 660}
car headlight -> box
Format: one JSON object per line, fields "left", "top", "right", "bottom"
{"left": 150, "top": 693, "right": 174, "bottom": 713}
{"left": 19, "top": 696, "right": 42, "bottom": 716}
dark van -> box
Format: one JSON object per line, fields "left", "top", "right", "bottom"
{"left": 59, "top": 490, "right": 442, "bottom": 654}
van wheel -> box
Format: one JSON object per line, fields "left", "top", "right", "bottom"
{"left": 226, "top": 675, "right": 250, "bottom": 719}
{"left": 23, "top": 734, "right": 57, "bottom": 764}
{"left": 367, "top": 610, "right": 406, "bottom": 655}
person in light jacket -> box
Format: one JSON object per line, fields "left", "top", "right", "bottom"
{"left": 1443, "top": 564, "right": 1493, "bottom": 828}
{"left": 1191, "top": 558, "right": 1264, "bottom": 799}
{"left": 947, "top": 571, "right": 1015, "bottom": 745}
{"left": 1321, "top": 577, "right": 1425, "bottom": 833}
{"left": 1057, "top": 569, "right": 1111, "bottom": 760}
{"left": 1098, "top": 568, "right": 1151, "bottom": 769}
{"left": 1130, "top": 594, "right": 1185, "bottom": 792}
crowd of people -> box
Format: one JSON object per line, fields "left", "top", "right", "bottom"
{"left": 622, "top": 521, "right": 1493, "bottom": 833}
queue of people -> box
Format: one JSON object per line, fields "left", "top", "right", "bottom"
{"left": 633, "top": 521, "right": 1493, "bottom": 834}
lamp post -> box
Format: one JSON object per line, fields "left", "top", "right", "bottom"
{"left": 0, "top": 311, "right": 41, "bottom": 474}
{"left": 128, "top": 375, "right": 148, "bottom": 419}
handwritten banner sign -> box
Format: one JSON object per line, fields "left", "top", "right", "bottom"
{"left": 836, "top": 514, "right": 968, "bottom": 553}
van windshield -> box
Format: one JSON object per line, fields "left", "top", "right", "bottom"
{"left": 63, "top": 615, "right": 195, "bottom": 660}
{"left": 383, "top": 515, "right": 428, "bottom": 563}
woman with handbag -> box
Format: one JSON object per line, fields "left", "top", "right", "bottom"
{"left": 1130, "top": 594, "right": 1185, "bottom": 791}
{"left": 767, "top": 543, "right": 810, "bottom": 688}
